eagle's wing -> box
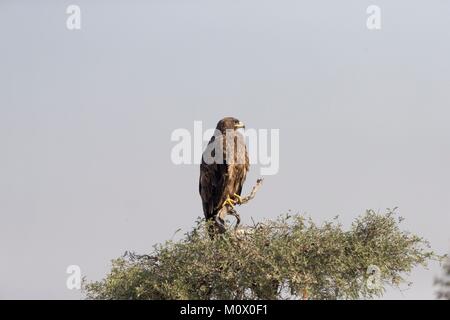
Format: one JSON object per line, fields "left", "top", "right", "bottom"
{"left": 199, "top": 134, "right": 228, "bottom": 220}
{"left": 199, "top": 163, "right": 226, "bottom": 219}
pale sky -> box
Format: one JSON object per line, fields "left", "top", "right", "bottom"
{"left": 0, "top": 0, "right": 449, "bottom": 299}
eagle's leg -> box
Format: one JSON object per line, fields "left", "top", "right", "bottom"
{"left": 233, "top": 193, "right": 243, "bottom": 205}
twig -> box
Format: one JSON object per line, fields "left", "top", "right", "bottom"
{"left": 240, "top": 178, "right": 264, "bottom": 204}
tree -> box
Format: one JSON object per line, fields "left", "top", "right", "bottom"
{"left": 84, "top": 209, "right": 439, "bottom": 300}
{"left": 435, "top": 255, "right": 450, "bottom": 299}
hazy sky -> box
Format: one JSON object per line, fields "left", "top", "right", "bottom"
{"left": 1, "top": 0, "right": 449, "bottom": 299}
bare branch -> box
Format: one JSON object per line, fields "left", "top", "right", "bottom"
{"left": 240, "top": 178, "right": 264, "bottom": 204}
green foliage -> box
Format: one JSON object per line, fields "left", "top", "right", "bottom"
{"left": 84, "top": 209, "right": 438, "bottom": 300}
{"left": 435, "top": 255, "right": 450, "bottom": 299}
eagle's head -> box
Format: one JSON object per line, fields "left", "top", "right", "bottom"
{"left": 216, "top": 117, "right": 245, "bottom": 134}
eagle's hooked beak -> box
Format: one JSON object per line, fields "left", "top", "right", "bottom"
{"left": 234, "top": 121, "right": 245, "bottom": 129}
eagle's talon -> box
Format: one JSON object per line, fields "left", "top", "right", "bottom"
{"left": 222, "top": 196, "right": 236, "bottom": 208}
{"left": 233, "top": 193, "right": 243, "bottom": 205}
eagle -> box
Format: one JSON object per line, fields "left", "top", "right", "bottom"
{"left": 199, "top": 117, "right": 249, "bottom": 234}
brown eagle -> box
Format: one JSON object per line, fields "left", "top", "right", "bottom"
{"left": 199, "top": 117, "right": 249, "bottom": 233}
